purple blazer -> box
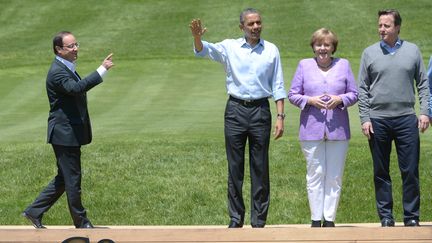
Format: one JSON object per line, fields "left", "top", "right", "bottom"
{"left": 288, "top": 58, "right": 358, "bottom": 141}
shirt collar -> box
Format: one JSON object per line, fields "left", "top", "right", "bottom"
{"left": 380, "top": 38, "right": 402, "bottom": 49}
{"left": 240, "top": 37, "right": 264, "bottom": 49}
{"left": 56, "top": 55, "right": 76, "bottom": 73}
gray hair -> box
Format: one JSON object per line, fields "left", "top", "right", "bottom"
{"left": 239, "top": 8, "right": 260, "bottom": 24}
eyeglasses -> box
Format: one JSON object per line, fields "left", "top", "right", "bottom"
{"left": 62, "top": 43, "right": 80, "bottom": 49}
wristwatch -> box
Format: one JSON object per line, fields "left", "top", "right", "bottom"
{"left": 277, "top": 113, "right": 286, "bottom": 120}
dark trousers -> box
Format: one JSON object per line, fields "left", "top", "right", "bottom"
{"left": 369, "top": 114, "right": 420, "bottom": 222}
{"left": 25, "top": 145, "right": 90, "bottom": 228}
{"left": 224, "top": 97, "right": 271, "bottom": 226}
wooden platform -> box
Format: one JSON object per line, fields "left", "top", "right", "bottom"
{"left": 1, "top": 223, "right": 432, "bottom": 243}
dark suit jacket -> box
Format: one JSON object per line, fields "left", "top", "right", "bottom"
{"left": 46, "top": 58, "right": 103, "bottom": 146}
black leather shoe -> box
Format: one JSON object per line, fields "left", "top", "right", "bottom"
{"left": 77, "top": 222, "right": 94, "bottom": 229}
{"left": 22, "top": 212, "right": 46, "bottom": 229}
{"left": 381, "top": 218, "right": 395, "bottom": 227}
{"left": 251, "top": 224, "right": 265, "bottom": 228}
{"left": 311, "top": 220, "right": 321, "bottom": 227}
{"left": 322, "top": 220, "right": 335, "bottom": 227}
{"left": 228, "top": 220, "right": 243, "bottom": 228}
{"left": 404, "top": 219, "right": 420, "bottom": 227}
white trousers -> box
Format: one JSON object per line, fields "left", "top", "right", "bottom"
{"left": 300, "top": 140, "right": 349, "bottom": 222}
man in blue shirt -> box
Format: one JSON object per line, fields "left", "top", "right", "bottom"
{"left": 190, "top": 8, "right": 286, "bottom": 228}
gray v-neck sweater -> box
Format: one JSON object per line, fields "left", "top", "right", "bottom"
{"left": 358, "top": 40, "right": 429, "bottom": 124}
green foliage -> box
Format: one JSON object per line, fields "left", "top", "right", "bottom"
{"left": 1, "top": 0, "right": 431, "bottom": 226}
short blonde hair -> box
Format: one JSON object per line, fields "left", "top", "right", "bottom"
{"left": 310, "top": 28, "right": 338, "bottom": 54}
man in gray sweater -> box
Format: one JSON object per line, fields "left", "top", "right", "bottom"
{"left": 358, "top": 9, "right": 429, "bottom": 227}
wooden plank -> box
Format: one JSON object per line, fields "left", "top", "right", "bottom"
{"left": 0, "top": 224, "right": 431, "bottom": 243}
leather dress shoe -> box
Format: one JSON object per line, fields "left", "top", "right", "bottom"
{"left": 381, "top": 218, "right": 395, "bottom": 227}
{"left": 228, "top": 220, "right": 243, "bottom": 228}
{"left": 404, "top": 219, "right": 420, "bottom": 227}
{"left": 22, "top": 212, "right": 46, "bottom": 229}
{"left": 77, "top": 222, "right": 94, "bottom": 229}
{"left": 311, "top": 220, "right": 321, "bottom": 227}
{"left": 322, "top": 220, "right": 335, "bottom": 227}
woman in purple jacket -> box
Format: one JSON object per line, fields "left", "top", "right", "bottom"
{"left": 288, "top": 28, "right": 358, "bottom": 227}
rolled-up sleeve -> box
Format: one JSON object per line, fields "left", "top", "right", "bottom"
{"left": 272, "top": 48, "right": 287, "bottom": 101}
{"left": 194, "top": 41, "right": 226, "bottom": 64}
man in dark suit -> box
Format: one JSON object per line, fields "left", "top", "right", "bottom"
{"left": 22, "top": 31, "right": 114, "bottom": 229}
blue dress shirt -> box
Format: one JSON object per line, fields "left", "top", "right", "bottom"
{"left": 195, "top": 37, "right": 287, "bottom": 101}
{"left": 55, "top": 55, "right": 107, "bottom": 78}
{"left": 56, "top": 55, "right": 77, "bottom": 74}
{"left": 380, "top": 38, "right": 402, "bottom": 55}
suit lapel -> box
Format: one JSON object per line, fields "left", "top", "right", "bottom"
{"left": 54, "top": 58, "right": 80, "bottom": 81}
{"left": 74, "top": 71, "right": 81, "bottom": 80}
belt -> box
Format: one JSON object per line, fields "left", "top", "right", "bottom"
{"left": 229, "top": 96, "right": 268, "bottom": 106}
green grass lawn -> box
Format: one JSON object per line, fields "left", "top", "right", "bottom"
{"left": 1, "top": 0, "right": 432, "bottom": 226}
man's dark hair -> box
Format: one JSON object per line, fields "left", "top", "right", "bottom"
{"left": 239, "top": 8, "right": 260, "bottom": 24}
{"left": 378, "top": 9, "right": 402, "bottom": 26}
{"left": 53, "top": 31, "right": 72, "bottom": 54}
